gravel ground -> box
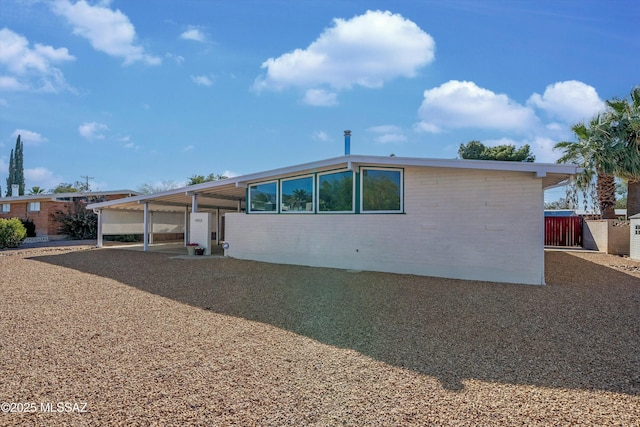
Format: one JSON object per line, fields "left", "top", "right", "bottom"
{"left": 1, "top": 245, "right": 639, "bottom": 426}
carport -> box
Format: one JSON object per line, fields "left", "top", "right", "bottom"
{"left": 88, "top": 178, "right": 247, "bottom": 251}
{"left": 87, "top": 156, "right": 360, "bottom": 253}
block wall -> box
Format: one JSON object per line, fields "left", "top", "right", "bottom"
{"left": 225, "top": 167, "right": 545, "bottom": 285}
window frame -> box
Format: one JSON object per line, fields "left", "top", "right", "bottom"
{"left": 359, "top": 167, "right": 404, "bottom": 214}
{"left": 248, "top": 180, "right": 278, "bottom": 214}
{"left": 280, "top": 174, "right": 315, "bottom": 214}
{"left": 1, "top": 203, "right": 10, "bottom": 213}
{"left": 316, "top": 169, "right": 355, "bottom": 214}
{"left": 28, "top": 201, "right": 41, "bottom": 212}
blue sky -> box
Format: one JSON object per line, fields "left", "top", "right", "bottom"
{"left": 0, "top": 0, "right": 638, "bottom": 202}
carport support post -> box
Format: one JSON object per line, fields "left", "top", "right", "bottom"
{"left": 184, "top": 206, "right": 189, "bottom": 246}
{"left": 96, "top": 209, "right": 103, "bottom": 248}
{"left": 143, "top": 202, "right": 149, "bottom": 251}
{"left": 216, "top": 208, "right": 220, "bottom": 245}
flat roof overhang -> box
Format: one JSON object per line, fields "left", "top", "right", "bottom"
{"left": 87, "top": 155, "right": 581, "bottom": 213}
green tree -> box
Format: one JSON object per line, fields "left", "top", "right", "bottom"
{"left": 52, "top": 200, "right": 97, "bottom": 239}
{"left": 5, "top": 135, "right": 25, "bottom": 196}
{"left": 28, "top": 186, "right": 45, "bottom": 195}
{"left": 187, "top": 173, "right": 228, "bottom": 186}
{"left": 458, "top": 140, "right": 535, "bottom": 162}
{"left": 605, "top": 87, "right": 640, "bottom": 216}
{"left": 615, "top": 181, "right": 628, "bottom": 209}
{"left": 0, "top": 217, "right": 27, "bottom": 248}
{"left": 555, "top": 115, "right": 617, "bottom": 218}
{"left": 544, "top": 198, "right": 573, "bottom": 210}
{"left": 51, "top": 183, "right": 79, "bottom": 193}
{"left": 137, "top": 180, "right": 180, "bottom": 194}
{"left": 555, "top": 87, "right": 640, "bottom": 218}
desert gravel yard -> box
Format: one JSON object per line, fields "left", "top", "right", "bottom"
{"left": 1, "top": 245, "right": 639, "bottom": 426}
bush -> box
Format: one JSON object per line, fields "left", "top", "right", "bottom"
{"left": 52, "top": 200, "right": 97, "bottom": 239}
{"left": 20, "top": 218, "right": 36, "bottom": 237}
{"left": 104, "top": 234, "right": 142, "bottom": 242}
{"left": 0, "top": 217, "right": 27, "bottom": 248}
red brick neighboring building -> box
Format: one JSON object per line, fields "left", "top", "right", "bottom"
{"left": 0, "top": 190, "right": 138, "bottom": 239}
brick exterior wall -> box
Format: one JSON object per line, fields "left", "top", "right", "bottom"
{"left": 0, "top": 193, "right": 134, "bottom": 238}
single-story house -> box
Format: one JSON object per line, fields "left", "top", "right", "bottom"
{"left": 0, "top": 188, "right": 138, "bottom": 240}
{"left": 87, "top": 154, "right": 579, "bottom": 285}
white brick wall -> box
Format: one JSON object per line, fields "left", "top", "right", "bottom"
{"left": 225, "top": 167, "right": 545, "bottom": 285}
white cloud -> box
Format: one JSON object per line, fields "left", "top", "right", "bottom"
{"left": 25, "top": 167, "right": 63, "bottom": 191}
{"left": 0, "top": 76, "right": 28, "bottom": 91}
{"left": 221, "top": 170, "right": 238, "bottom": 178}
{"left": 303, "top": 89, "right": 337, "bottom": 106}
{"left": 416, "top": 80, "right": 539, "bottom": 133}
{"left": 0, "top": 27, "right": 75, "bottom": 92}
{"left": 11, "top": 129, "right": 47, "bottom": 145}
{"left": 165, "top": 52, "right": 185, "bottom": 64}
{"left": 52, "top": 0, "right": 160, "bottom": 65}
{"left": 123, "top": 141, "right": 142, "bottom": 151}
{"left": 182, "top": 144, "right": 194, "bottom": 152}
{"left": 368, "top": 125, "right": 407, "bottom": 143}
{"left": 312, "top": 131, "right": 331, "bottom": 142}
{"left": 180, "top": 26, "right": 206, "bottom": 43}
{"left": 254, "top": 10, "right": 435, "bottom": 102}
{"left": 79, "top": 122, "right": 109, "bottom": 140}
{"left": 527, "top": 80, "right": 605, "bottom": 123}
{"left": 191, "top": 75, "right": 213, "bottom": 86}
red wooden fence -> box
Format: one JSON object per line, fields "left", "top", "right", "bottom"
{"left": 544, "top": 216, "right": 582, "bottom": 246}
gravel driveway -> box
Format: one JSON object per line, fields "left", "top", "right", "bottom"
{"left": 1, "top": 245, "right": 639, "bottom": 425}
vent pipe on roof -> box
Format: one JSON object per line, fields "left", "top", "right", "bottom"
{"left": 344, "top": 130, "right": 351, "bottom": 155}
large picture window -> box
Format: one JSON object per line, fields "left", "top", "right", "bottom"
{"left": 318, "top": 170, "right": 353, "bottom": 212}
{"left": 249, "top": 181, "right": 277, "bottom": 213}
{"left": 361, "top": 168, "right": 402, "bottom": 212}
{"left": 281, "top": 175, "right": 313, "bottom": 212}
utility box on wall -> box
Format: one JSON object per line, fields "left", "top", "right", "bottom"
{"left": 190, "top": 212, "right": 212, "bottom": 255}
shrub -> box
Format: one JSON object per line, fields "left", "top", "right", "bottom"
{"left": 20, "top": 218, "right": 36, "bottom": 237}
{"left": 0, "top": 217, "right": 27, "bottom": 248}
{"left": 104, "top": 234, "right": 142, "bottom": 242}
{"left": 52, "top": 200, "right": 97, "bottom": 239}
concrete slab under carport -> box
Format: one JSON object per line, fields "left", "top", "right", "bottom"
{"left": 103, "top": 241, "right": 225, "bottom": 256}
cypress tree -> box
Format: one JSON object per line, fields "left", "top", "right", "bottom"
{"left": 5, "top": 148, "right": 14, "bottom": 196}
{"left": 14, "top": 135, "right": 24, "bottom": 195}
{"left": 5, "top": 135, "right": 25, "bottom": 196}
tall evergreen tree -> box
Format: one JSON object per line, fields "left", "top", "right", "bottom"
{"left": 14, "top": 135, "right": 24, "bottom": 196}
{"left": 5, "top": 148, "right": 14, "bottom": 196}
{"left": 5, "top": 135, "right": 25, "bottom": 196}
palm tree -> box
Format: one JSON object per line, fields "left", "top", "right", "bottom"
{"left": 27, "top": 186, "right": 45, "bottom": 195}
{"left": 604, "top": 87, "right": 640, "bottom": 216}
{"left": 555, "top": 115, "right": 618, "bottom": 218}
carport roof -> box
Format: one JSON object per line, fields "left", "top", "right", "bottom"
{"left": 87, "top": 154, "right": 581, "bottom": 213}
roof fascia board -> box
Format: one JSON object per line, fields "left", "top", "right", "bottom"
{"left": 87, "top": 155, "right": 581, "bottom": 210}
{"left": 345, "top": 155, "right": 581, "bottom": 175}
{"left": 1, "top": 190, "right": 139, "bottom": 203}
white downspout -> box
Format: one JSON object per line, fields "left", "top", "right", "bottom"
{"left": 143, "top": 202, "right": 149, "bottom": 251}
{"left": 184, "top": 206, "right": 189, "bottom": 246}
